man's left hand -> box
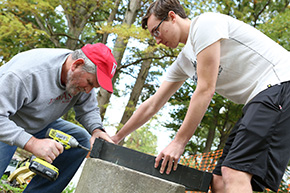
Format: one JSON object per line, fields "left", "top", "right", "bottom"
{"left": 155, "top": 140, "right": 185, "bottom": 174}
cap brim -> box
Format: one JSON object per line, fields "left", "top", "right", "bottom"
{"left": 97, "top": 68, "right": 113, "bottom": 93}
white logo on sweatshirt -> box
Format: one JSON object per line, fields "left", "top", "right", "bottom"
{"left": 111, "top": 62, "right": 117, "bottom": 75}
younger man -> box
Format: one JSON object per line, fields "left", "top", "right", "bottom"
{"left": 111, "top": 0, "right": 290, "bottom": 192}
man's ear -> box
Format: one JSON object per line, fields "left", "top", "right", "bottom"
{"left": 168, "top": 11, "right": 176, "bottom": 23}
{"left": 71, "top": 58, "right": 85, "bottom": 71}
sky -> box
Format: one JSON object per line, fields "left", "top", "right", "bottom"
{"left": 102, "top": 76, "right": 174, "bottom": 154}
{"left": 102, "top": 36, "right": 176, "bottom": 155}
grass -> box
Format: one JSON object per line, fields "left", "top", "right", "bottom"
{"left": 0, "top": 174, "right": 75, "bottom": 193}
{"left": 0, "top": 174, "right": 26, "bottom": 193}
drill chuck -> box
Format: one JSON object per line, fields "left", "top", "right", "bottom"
{"left": 78, "top": 144, "right": 90, "bottom": 151}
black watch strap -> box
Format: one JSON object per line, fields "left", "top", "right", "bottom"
{"left": 96, "top": 127, "right": 106, "bottom": 132}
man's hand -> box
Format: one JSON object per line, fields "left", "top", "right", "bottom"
{"left": 24, "top": 136, "right": 64, "bottom": 163}
{"left": 89, "top": 129, "right": 114, "bottom": 150}
{"left": 110, "top": 135, "right": 121, "bottom": 144}
{"left": 154, "top": 140, "right": 185, "bottom": 174}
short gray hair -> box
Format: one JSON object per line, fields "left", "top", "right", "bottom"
{"left": 71, "top": 49, "right": 96, "bottom": 74}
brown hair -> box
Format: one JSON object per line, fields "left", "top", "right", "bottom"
{"left": 141, "top": 0, "right": 187, "bottom": 29}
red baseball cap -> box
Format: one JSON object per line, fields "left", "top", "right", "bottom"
{"left": 81, "top": 43, "right": 117, "bottom": 93}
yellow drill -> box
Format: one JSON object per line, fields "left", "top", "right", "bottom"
{"left": 29, "top": 128, "right": 90, "bottom": 181}
{"left": 46, "top": 128, "right": 90, "bottom": 151}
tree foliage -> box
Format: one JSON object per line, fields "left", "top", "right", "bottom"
{"left": 0, "top": 0, "right": 159, "bottom": 153}
{"left": 0, "top": 0, "right": 115, "bottom": 64}
{"left": 123, "top": 123, "right": 158, "bottom": 155}
{"left": 258, "top": 8, "right": 290, "bottom": 50}
{"left": 1, "top": 0, "right": 290, "bottom": 156}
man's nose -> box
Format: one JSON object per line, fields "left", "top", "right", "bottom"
{"left": 85, "top": 86, "right": 93, "bottom": 93}
{"left": 155, "top": 37, "right": 162, "bottom": 44}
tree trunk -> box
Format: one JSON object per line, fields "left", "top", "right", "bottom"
{"left": 102, "top": 0, "right": 122, "bottom": 44}
{"left": 204, "top": 127, "right": 215, "bottom": 153}
{"left": 217, "top": 122, "right": 233, "bottom": 150}
{"left": 117, "top": 52, "right": 153, "bottom": 145}
{"left": 61, "top": 0, "right": 99, "bottom": 49}
{"left": 119, "top": 58, "right": 151, "bottom": 124}
{"left": 97, "top": 0, "right": 142, "bottom": 120}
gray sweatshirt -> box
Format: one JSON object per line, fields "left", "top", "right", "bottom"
{"left": 0, "top": 48, "right": 103, "bottom": 148}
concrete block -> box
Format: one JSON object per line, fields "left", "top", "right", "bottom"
{"left": 75, "top": 158, "right": 185, "bottom": 193}
{"left": 90, "top": 138, "right": 212, "bottom": 191}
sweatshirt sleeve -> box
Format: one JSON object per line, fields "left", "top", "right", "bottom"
{"left": 0, "top": 72, "right": 33, "bottom": 148}
{"left": 73, "top": 89, "right": 103, "bottom": 134}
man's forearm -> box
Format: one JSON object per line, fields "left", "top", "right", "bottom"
{"left": 174, "top": 88, "right": 214, "bottom": 146}
{"left": 115, "top": 80, "right": 183, "bottom": 143}
{"left": 115, "top": 99, "right": 159, "bottom": 142}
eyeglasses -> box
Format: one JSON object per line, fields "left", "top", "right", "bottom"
{"left": 152, "top": 16, "right": 167, "bottom": 38}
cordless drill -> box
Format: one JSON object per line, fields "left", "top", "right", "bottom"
{"left": 29, "top": 128, "right": 90, "bottom": 181}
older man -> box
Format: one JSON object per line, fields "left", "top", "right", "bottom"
{"left": 0, "top": 43, "right": 117, "bottom": 193}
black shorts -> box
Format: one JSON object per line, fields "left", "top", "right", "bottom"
{"left": 213, "top": 81, "right": 290, "bottom": 192}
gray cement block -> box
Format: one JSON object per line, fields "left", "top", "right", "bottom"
{"left": 75, "top": 158, "right": 185, "bottom": 193}
{"left": 90, "top": 138, "right": 211, "bottom": 191}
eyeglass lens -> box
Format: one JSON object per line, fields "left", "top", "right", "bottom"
{"left": 153, "top": 16, "right": 167, "bottom": 37}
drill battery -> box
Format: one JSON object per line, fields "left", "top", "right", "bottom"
{"left": 29, "top": 156, "right": 59, "bottom": 181}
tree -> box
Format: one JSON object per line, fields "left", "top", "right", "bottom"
{"left": 3, "top": 0, "right": 289, "bottom": 156}
{"left": 118, "top": 50, "right": 154, "bottom": 138}
{"left": 123, "top": 122, "right": 158, "bottom": 155}
{"left": 258, "top": 8, "right": 290, "bottom": 51}
{"left": 97, "top": 0, "right": 143, "bottom": 119}
{"left": 0, "top": 0, "right": 161, "bottom": 153}
{"left": 0, "top": 0, "right": 116, "bottom": 63}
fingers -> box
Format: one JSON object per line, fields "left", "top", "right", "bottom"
{"left": 101, "top": 134, "right": 114, "bottom": 143}
{"left": 111, "top": 135, "right": 120, "bottom": 144}
{"left": 91, "top": 129, "right": 114, "bottom": 143}
{"left": 40, "top": 140, "right": 63, "bottom": 163}
{"left": 89, "top": 131, "right": 115, "bottom": 151}
{"left": 160, "top": 155, "right": 169, "bottom": 174}
{"left": 173, "top": 158, "right": 178, "bottom": 171}
{"left": 89, "top": 138, "right": 94, "bottom": 151}
{"left": 168, "top": 157, "right": 179, "bottom": 174}
{"left": 41, "top": 150, "right": 56, "bottom": 163}
{"left": 155, "top": 153, "right": 179, "bottom": 175}
{"left": 155, "top": 153, "right": 163, "bottom": 169}
{"left": 55, "top": 141, "right": 64, "bottom": 154}
{"left": 44, "top": 152, "right": 55, "bottom": 163}
{"left": 166, "top": 157, "right": 174, "bottom": 174}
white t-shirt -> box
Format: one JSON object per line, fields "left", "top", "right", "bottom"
{"left": 165, "top": 12, "right": 290, "bottom": 104}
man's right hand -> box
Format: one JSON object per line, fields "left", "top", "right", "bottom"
{"left": 110, "top": 135, "right": 121, "bottom": 144}
{"left": 89, "top": 129, "right": 114, "bottom": 150}
{"left": 24, "top": 136, "right": 64, "bottom": 163}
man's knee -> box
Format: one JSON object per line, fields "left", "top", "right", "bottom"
{"left": 221, "top": 166, "right": 252, "bottom": 184}
{"left": 211, "top": 174, "right": 224, "bottom": 193}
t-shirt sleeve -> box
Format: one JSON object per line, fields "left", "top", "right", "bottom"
{"left": 191, "top": 12, "right": 229, "bottom": 55}
{"left": 165, "top": 55, "right": 190, "bottom": 82}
